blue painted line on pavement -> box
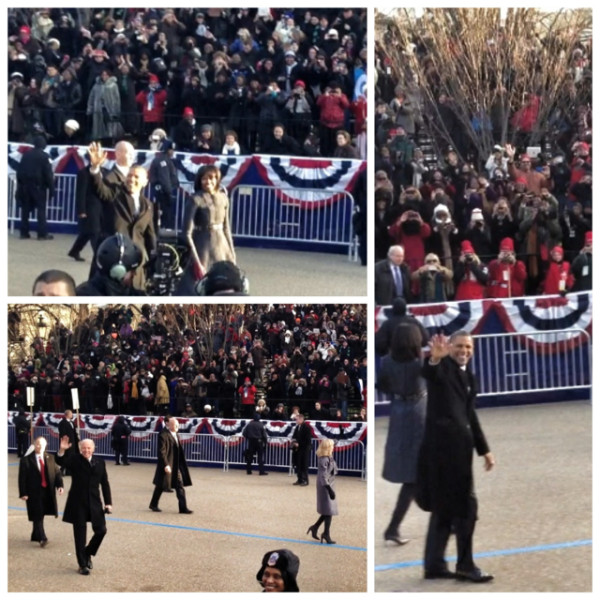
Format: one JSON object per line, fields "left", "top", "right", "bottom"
{"left": 8, "top": 506, "right": 365, "bottom": 552}
{"left": 375, "top": 539, "right": 592, "bottom": 571}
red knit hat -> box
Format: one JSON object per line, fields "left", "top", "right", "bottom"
{"left": 461, "top": 240, "right": 475, "bottom": 254}
{"left": 148, "top": 73, "right": 159, "bottom": 84}
{"left": 19, "top": 25, "right": 31, "bottom": 34}
{"left": 585, "top": 231, "right": 592, "bottom": 245}
{"left": 500, "top": 237, "right": 514, "bottom": 252}
{"left": 294, "top": 80, "right": 306, "bottom": 88}
{"left": 183, "top": 106, "right": 194, "bottom": 117}
{"left": 551, "top": 245, "right": 564, "bottom": 257}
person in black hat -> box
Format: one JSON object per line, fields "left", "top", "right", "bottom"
{"left": 76, "top": 233, "right": 145, "bottom": 296}
{"left": 148, "top": 138, "right": 178, "bottom": 229}
{"left": 195, "top": 261, "right": 248, "bottom": 296}
{"left": 256, "top": 548, "right": 300, "bottom": 592}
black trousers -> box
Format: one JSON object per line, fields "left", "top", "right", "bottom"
{"left": 73, "top": 518, "right": 107, "bottom": 568}
{"left": 20, "top": 188, "right": 48, "bottom": 237}
{"left": 245, "top": 440, "right": 266, "bottom": 474}
{"left": 424, "top": 493, "right": 478, "bottom": 573}
{"left": 295, "top": 448, "right": 310, "bottom": 484}
{"left": 150, "top": 473, "right": 187, "bottom": 511}
{"left": 31, "top": 517, "right": 47, "bottom": 542}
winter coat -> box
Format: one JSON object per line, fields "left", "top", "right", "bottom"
{"left": 19, "top": 452, "right": 63, "bottom": 521}
{"left": 316, "top": 455, "right": 338, "bottom": 515}
{"left": 87, "top": 76, "right": 123, "bottom": 140}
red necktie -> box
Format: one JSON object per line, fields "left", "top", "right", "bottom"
{"left": 39, "top": 456, "right": 47, "bottom": 488}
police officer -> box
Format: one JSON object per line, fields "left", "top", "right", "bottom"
{"left": 16, "top": 135, "right": 55, "bottom": 240}
{"left": 76, "top": 233, "right": 146, "bottom": 296}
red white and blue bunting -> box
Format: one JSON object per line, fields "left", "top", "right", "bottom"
{"left": 8, "top": 413, "right": 367, "bottom": 448}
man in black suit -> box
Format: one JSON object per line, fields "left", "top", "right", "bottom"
{"left": 88, "top": 141, "right": 157, "bottom": 292}
{"left": 149, "top": 418, "right": 193, "bottom": 514}
{"left": 291, "top": 413, "right": 312, "bottom": 486}
{"left": 58, "top": 409, "right": 79, "bottom": 446}
{"left": 242, "top": 413, "right": 269, "bottom": 476}
{"left": 18, "top": 437, "right": 64, "bottom": 547}
{"left": 56, "top": 437, "right": 112, "bottom": 575}
{"left": 416, "top": 331, "right": 495, "bottom": 583}
{"left": 374, "top": 245, "right": 413, "bottom": 306}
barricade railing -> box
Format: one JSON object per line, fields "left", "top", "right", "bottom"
{"left": 471, "top": 328, "right": 592, "bottom": 397}
{"left": 8, "top": 175, "right": 358, "bottom": 259}
{"left": 375, "top": 327, "right": 591, "bottom": 406}
{"left": 7, "top": 426, "right": 366, "bottom": 478}
{"left": 229, "top": 184, "right": 358, "bottom": 260}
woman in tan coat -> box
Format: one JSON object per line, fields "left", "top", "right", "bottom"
{"left": 154, "top": 373, "right": 170, "bottom": 416}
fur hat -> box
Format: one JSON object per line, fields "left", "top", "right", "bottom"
{"left": 256, "top": 549, "right": 300, "bottom": 592}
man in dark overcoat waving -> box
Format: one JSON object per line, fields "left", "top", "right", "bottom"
{"left": 149, "top": 417, "right": 193, "bottom": 514}
{"left": 416, "top": 331, "right": 495, "bottom": 583}
{"left": 18, "top": 436, "right": 64, "bottom": 547}
{"left": 56, "top": 437, "right": 112, "bottom": 575}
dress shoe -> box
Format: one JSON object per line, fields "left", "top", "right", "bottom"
{"left": 293, "top": 481, "right": 302, "bottom": 485}
{"left": 78, "top": 567, "right": 90, "bottom": 575}
{"left": 149, "top": 505, "right": 162, "bottom": 512}
{"left": 455, "top": 568, "right": 494, "bottom": 583}
{"left": 38, "top": 235, "right": 54, "bottom": 240}
{"left": 246, "top": 471, "right": 252, "bottom": 475}
{"left": 39, "top": 540, "right": 48, "bottom": 548}
{"left": 86, "top": 554, "right": 93, "bottom": 569}
{"left": 20, "top": 233, "right": 31, "bottom": 239}
{"left": 68, "top": 251, "right": 85, "bottom": 261}
{"left": 424, "top": 570, "right": 456, "bottom": 580}
{"left": 259, "top": 472, "right": 268, "bottom": 476}
{"left": 179, "top": 509, "right": 193, "bottom": 514}
{"left": 384, "top": 532, "right": 409, "bottom": 546}
{"left": 300, "top": 482, "right": 309, "bottom": 486}
{"left": 122, "top": 462, "right": 130, "bottom": 465}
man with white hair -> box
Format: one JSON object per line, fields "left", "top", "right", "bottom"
{"left": 18, "top": 437, "right": 64, "bottom": 548}
{"left": 56, "top": 437, "right": 112, "bottom": 575}
{"left": 374, "top": 245, "right": 413, "bottom": 306}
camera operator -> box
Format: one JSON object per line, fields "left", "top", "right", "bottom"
{"left": 195, "top": 260, "right": 249, "bottom": 296}
{"left": 454, "top": 241, "right": 489, "bottom": 300}
{"left": 76, "top": 234, "right": 147, "bottom": 296}
{"left": 486, "top": 237, "right": 527, "bottom": 298}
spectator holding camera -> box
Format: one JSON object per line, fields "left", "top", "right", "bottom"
{"left": 454, "top": 241, "right": 489, "bottom": 300}
{"left": 486, "top": 237, "right": 527, "bottom": 298}
{"left": 388, "top": 207, "right": 431, "bottom": 273}
{"left": 489, "top": 198, "right": 518, "bottom": 255}
{"left": 542, "top": 245, "right": 573, "bottom": 295}
{"left": 411, "top": 253, "right": 453, "bottom": 303}
{"left": 506, "top": 144, "right": 547, "bottom": 195}
{"left": 316, "top": 81, "right": 349, "bottom": 157}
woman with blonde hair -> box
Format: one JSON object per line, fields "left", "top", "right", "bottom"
{"left": 306, "top": 438, "right": 338, "bottom": 544}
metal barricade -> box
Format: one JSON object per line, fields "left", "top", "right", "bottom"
{"left": 229, "top": 184, "right": 357, "bottom": 259}
{"left": 472, "top": 328, "right": 592, "bottom": 397}
{"left": 7, "top": 426, "right": 366, "bottom": 479}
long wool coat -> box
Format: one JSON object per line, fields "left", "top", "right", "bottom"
{"left": 378, "top": 357, "right": 427, "bottom": 484}
{"left": 416, "top": 357, "right": 490, "bottom": 519}
{"left": 152, "top": 428, "right": 192, "bottom": 490}
{"left": 18, "top": 452, "right": 63, "bottom": 521}
{"left": 316, "top": 456, "right": 338, "bottom": 516}
{"left": 56, "top": 448, "right": 112, "bottom": 525}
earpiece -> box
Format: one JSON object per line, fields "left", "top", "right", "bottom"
{"left": 109, "top": 233, "right": 128, "bottom": 281}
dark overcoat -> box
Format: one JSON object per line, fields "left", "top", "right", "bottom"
{"left": 416, "top": 357, "right": 490, "bottom": 519}
{"left": 18, "top": 452, "right": 63, "bottom": 521}
{"left": 316, "top": 456, "right": 338, "bottom": 516}
{"left": 374, "top": 259, "right": 413, "bottom": 306}
{"left": 55, "top": 448, "right": 112, "bottom": 525}
{"left": 379, "top": 357, "right": 427, "bottom": 484}
{"left": 152, "top": 428, "right": 192, "bottom": 490}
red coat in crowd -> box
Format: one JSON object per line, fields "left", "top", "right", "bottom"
{"left": 542, "top": 247, "right": 574, "bottom": 294}
{"left": 316, "top": 91, "right": 350, "bottom": 129}
{"left": 135, "top": 79, "right": 167, "bottom": 125}
{"left": 486, "top": 259, "right": 527, "bottom": 298}
{"left": 239, "top": 379, "right": 257, "bottom": 406}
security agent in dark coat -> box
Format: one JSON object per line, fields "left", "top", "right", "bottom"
{"left": 15, "top": 135, "right": 55, "bottom": 239}
{"left": 56, "top": 437, "right": 112, "bottom": 575}
{"left": 18, "top": 437, "right": 64, "bottom": 546}
{"left": 374, "top": 298, "right": 429, "bottom": 356}
{"left": 291, "top": 413, "right": 312, "bottom": 486}
{"left": 242, "top": 413, "right": 268, "bottom": 475}
{"left": 67, "top": 165, "right": 108, "bottom": 262}
{"left": 375, "top": 245, "right": 413, "bottom": 306}
{"left": 149, "top": 139, "right": 178, "bottom": 229}
{"left": 416, "top": 332, "right": 495, "bottom": 583}
{"left": 111, "top": 416, "right": 131, "bottom": 465}
{"left": 13, "top": 410, "right": 31, "bottom": 457}
{"left": 149, "top": 418, "right": 193, "bottom": 513}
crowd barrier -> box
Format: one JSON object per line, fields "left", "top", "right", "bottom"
{"left": 7, "top": 425, "right": 366, "bottom": 479}
{"left": 7, "top": 174, "right": 358, "bottom": 258}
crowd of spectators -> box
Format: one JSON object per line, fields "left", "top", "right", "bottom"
{"left": 8, "top": 304, "right": 367, "bottom": 421}
{"left": 374, "top": 26, "right": 592, "bottom": 304}
{"left": 8, "top": 8, "right": 367, "bottom": 158}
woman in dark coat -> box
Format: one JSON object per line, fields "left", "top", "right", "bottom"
{"left": 18, "top": 437, "right": 64, "bottom": 546}
{"left": 111, "top": 416, "right": 131, "bottom": 465}
{"left": 377, "top": 322, "right": 427, "bottom": 545}
{"left": 175, "top": 165, "right": 237, "bottom": 295}
{"left": 306, "top": 438, "right": 338, "bottom": 544}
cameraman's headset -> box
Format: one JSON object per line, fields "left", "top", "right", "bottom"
{"left": 109, "top": 233, "right": 129, "bottom": 281}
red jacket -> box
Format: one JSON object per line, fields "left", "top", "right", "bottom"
{"left": 317, "top": 92, "right": 349, "bottom": 129}
{"left": 486, "top": 259, "right": 527, "bottom": 298}
{"left": 135, "top": 88, "right": 167, "bottom": 124}
{"left": 239, "top": 383, "right": 257, "bottom": 405}
{"left": 542, "top": 260, "right": 573, "bottom": 295}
